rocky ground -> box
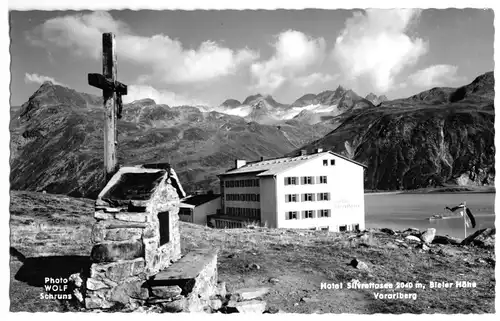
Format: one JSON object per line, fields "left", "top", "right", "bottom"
{"left": 9, "top": 191, "right": 495, "bottom": 313}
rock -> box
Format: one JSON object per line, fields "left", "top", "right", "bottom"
{"left": 438, "top": 247, "right": 457, "bottom": 257}
{"left": 403, "top": 228, "right": 420, "bottom": 234}
{"left": 115, "top": 213, "right": 147, "bottom": 222}
{"left": 234, "top": 287, "right": 269, "bottom": 300}
{"left": 73, "top": 288, "right": 84, "bottom": 302}
{"left": 105, "top": 228, "right": 143, "bottom": 242}
{"left": 209, "top": 299, "right": 222, "bottom": 310}
{"left": 405, "top": 235, "right": 421, "bottom": 242}
{"left": 420, "top": 228, "right": 436, "bottom": 244}
{"left": 110, "top": 279, "right": 149, "bottom": 304}
{"left": 85, "top": 295, "right": 114, "bottom": 310}
{"left": 161, "top": 296, "right": 188, "bottom": 312}
{"left": 95, "top": 211, "right": 115, "bottom": 221}
{"left": 461, "top": 228, "right": 495, "bottom": 249}
{"left": 234, "top": 300, "right": 266, "bottom": 313}
{"left": 151, "top": 285, "right": 182, "bottom": 298}
{"left": 384, "top": 242, "right": 399, "bottom": 249}
{"left": 90, "top": 241, "right": 144, "bottom": 263}
{"left": 86, "top": 278, "right": 110, "bottom": 291}
{"left": 268, "top": 277, "right": 280, "bottom": 284}
{"left": 91, "top": 258, "right": 145, "bottom": 282}
{"left": 264, "top": 306, "right": 280, "bottom": 314}
{"left": 350, "top": 258, "right": 370, "bottom": 271}
{"left": 432, "top": 235, "right": 461, "bottom": 245}
{"left": 69, "top": 273, "right": 83, "bottom": 287}
{"left": 246, "top": 263, "right": 260, "bottom": 270}
{"left": 417, "top": 243, "right": 430, "bottom": 251}
{"left": 380, "top": 228, "right": 396, "bottom": 235}
{"left": 476, "top": 258, "right": 487, "bottom": 264}
{"left": 300, "top": 296, "right": 320, "bottom": 303}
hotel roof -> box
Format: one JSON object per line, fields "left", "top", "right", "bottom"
{"left": 219, "top": 151, "right": 367, "bottom": 177}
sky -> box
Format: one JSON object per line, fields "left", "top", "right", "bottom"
{"left": 9, "top": 8, "right": 494, "bottom": 107}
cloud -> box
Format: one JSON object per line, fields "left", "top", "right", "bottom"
{"left": 250, "top": 30, "right": 326, "bottom": 92}
{"left": 408, "top": 64, "right": 466, "bottom": 87}
{"left": 292, "top": 72, "right": 338, "bottom": 88}
{"left": 24, "top": 73, "right": 66, "bottom": 86}
{"left": 332, "top": 9, "right": 428, "bottom": 93}
{"left": 123, "top": 85, "right": 207, "bottom": 107}
{"left": 27, "top": 11, "right": 258, "bottom": 85}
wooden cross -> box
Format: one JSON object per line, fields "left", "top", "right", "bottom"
{"left": 88, "top": 33, "right": 128, "bottom": 182}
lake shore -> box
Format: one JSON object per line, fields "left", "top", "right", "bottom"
{"left": 365, "top": 186, "right": 495, "bottom": 195}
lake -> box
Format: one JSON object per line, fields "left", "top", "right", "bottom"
{"left": 364, "top": 193, "right": 496, "bottom": 239}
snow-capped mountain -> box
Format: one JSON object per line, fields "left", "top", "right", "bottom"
{"left": 206, "top": 85, "right": 377, "bottom": 124}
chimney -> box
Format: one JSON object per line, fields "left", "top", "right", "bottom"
{"left": 260, "top": 156, "right": 264, "bottom": 161}
{"left": 235, "top": 159, "right": 247, "bottom": 169}
{"left": 315, "top": 148, "right": 323, "bottom": 153}
{"left": 300, "top": 149, "right": 307, "bottom": 156}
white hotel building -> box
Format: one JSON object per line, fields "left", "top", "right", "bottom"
{"left": 211, "top": 149, "right": 366, "bottom": 231}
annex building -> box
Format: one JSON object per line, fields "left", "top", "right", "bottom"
{"left": 211, "top": 148, "right": 366, "bottom": 231}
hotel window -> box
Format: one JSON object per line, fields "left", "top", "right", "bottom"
{"left": 257, "top": 194, "right": 260, "bottom": 202}
{"left": 301, "top": 176, "right": 314, "bottom": 185}
{"left": 319, "top": 209, "right": 331, "bottom": 217}
{"left": 303, "top": 210, "right": 314, "bottom": 219}
{"left": 255, "top": 179, "right": 260, "bottom": 186}
{"left": 330, "top": 159, "right": 335, "bottom": 166}
{"left": 323, "top": 160, "right": 328, "bottom": 166}
{"left": 284, "top": 177, "right": 298, "bottom": 185}
{"left": 286, "top": 211, "right": 298, "bottom": 220}
{"left": 229, "top": 181, "right": 234, "bottom": 187}
{"left": 319, "top": 176, "right": 327, "bottom": 184}
{"left": 302, "top": 193, "right": 315, "bottom": 202}
{"left": 225, "top": 181, "right": 229, "bottom": 187}
{"left": 318, "top": 192, "right": 330, "bottom": 201}
{"left": 285, "top": 194, "right": 298, "bottom": 202}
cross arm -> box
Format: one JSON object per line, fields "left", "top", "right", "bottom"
{"left": 88, "top": 73, "right": 127, "bottom": 95}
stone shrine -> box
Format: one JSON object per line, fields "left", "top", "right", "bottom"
{"left": 74, "top": 163, "right": 219, "bottom": 311}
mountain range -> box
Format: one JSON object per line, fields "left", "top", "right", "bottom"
{"left": 207, "top": 86, "right": 386, "bottom": 125}
{"left": 10, "top": 71, "right": 494, "bottom": 197}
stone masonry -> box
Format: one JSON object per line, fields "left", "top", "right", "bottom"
{"left": 84, "top": 163, "right": 186, "bottom": 309}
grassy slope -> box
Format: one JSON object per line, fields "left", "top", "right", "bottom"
{"left": 9, "top": 191, "right": 495, "bottom": 313}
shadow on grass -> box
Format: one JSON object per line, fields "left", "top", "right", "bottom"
{"left": 10, "top": 247, "right": 91, "bottom": 287}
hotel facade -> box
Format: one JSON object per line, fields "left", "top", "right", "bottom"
{"left": 211, "top": 149, "right": 366, "bottom": 231}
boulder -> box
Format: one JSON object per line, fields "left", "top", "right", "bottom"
{"left": 420, "top": 228, "right": 436, "bottom": 244}
{"left": 461, "top": 228, "right": 495, "bottom": 249}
